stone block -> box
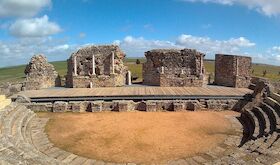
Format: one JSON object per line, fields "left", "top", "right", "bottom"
{"left": 146, "top": 102, "right": 157, "bottom": 112}
{"left": 117, "top": 101, "right": 134, "bottom": 112}
{"left": 53, "top": 101, "right": 68, "bottom": 112}
{"left": 26, "top": 103, "right": 52, "bottom": 112}
{"left": 186, "top": 101, "right": 200, "bottom": 111}
{"left": 90, "top": 101, "right": 103, "bottom": 112}
{"left": 173, "top": 102, "right": 185, "bottom": 111}
{"left": 69, "top": 101, "right": 82, "bottom": 112}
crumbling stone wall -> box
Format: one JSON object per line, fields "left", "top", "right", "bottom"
{"left": 143, "top": 49, "right": 205, "bottom": 87}
{"left": 66, "top": 45, "right": 128, "bottom": 88}
{"left": 215, "top": 54, "right": 251, "bottom": 88}
{"left": 24, "top": 55, "right": 60, "bottom": 90}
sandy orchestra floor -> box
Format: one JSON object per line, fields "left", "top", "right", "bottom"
{"left": 39, "top": 111, "right": 238, "bottom": 164}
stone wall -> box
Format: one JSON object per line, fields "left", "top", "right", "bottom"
{"left": 215, "top": 54, "right": 252, "bottom": 88}
{"left": 24, "top": 55, "right": 60, "bottom": 90}
{"left": 23, "top": 99, "right": 246, "bottom": 112}
{"left": 66, "top": 45, "right": 129, "bottom": 88}
{"left": 143, "top": 49, "right": 205, "bottom": 87}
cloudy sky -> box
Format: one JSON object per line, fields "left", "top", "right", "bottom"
{"left": 0, "top": 0, "right": 280, "bottom": 67}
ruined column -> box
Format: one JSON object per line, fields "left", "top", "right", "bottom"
{"left": 236, "top": 58, "right": 239, "bottom": 76}
{"left": 74, "top": 56, "right": 77, "bottom": 76}
{"left": 161, "top": 66, "right": 164, "bottom": 74}
{"left": 181, "top": 69, "right": 184, "bottom": 74}
{"left": 92, "top": 55, "right": 96, "bottom": 75}
{"left": 127, "top": 71, "right": 132, "bottom": 85}
{"left": 200, "top": 56, "right": 203, "bottom": 75}
{"left": 111, "top": 51, "right": 115, "bottom": 74}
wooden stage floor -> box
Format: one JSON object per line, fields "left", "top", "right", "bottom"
{"left": 16, "top": 86, "right": 253, "bottom": 102}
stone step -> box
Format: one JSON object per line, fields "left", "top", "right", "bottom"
{"left": 271, "top": 93, "right": 280, "bottom": 104}
{"left": 260, "top": 102, "right": 280, "bottom": 130}
{"left": 266, "top": 97, "right": 280, "bottom": 114}
{"left": 240, "top": 111, "right": 255, "bottom": 143}
{"left": 253, "top": 106, "right": 271, "bottom": 134}
{"left": 3, "top": 105, "right": 26, "bottom": 135}
{"left": 249, "top": 83, "right": 256, "bottom": 90}
{"left": 245, "top": 110, "right": 260, "bottom": 138}
{"left": 257, "top": 132, "right": 279, "bottom": 153}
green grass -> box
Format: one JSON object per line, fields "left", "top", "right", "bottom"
{"left": 0, "top": 58, "right": 279, "bottom": 84}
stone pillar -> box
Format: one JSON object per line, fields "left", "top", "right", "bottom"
{"left": 111, "top": 51, "right": 115, "bottom": 74}
{"left": 92, "top": 55, "right": 95, "bottom": 75}
{"left": 236, "top": 58, "right": 239, "bottom": 76}
{"left": 161, "top": 66, "right": 164, "bottom": 74}
{"left": 127, "top": 71, "right": 132, "bottom": 85}
{"left": 200, "top": 56, "right": 203, "bottom": 75}
{"left": 89, "top": 82, "right": 93, "bottom": 88}
{"left": 74, "top": 56, "right": 77, "bottom": 76}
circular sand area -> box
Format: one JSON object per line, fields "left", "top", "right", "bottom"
{"left": 42, "top": 111, "right": 237, "bottom": 164}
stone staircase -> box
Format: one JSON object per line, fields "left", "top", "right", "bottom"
{"left": 239, "top": 92, "right": 280, "bottom": 158}
{"left": 0, "top": 104, "right": 97, "bottom": 165}
{"left": 1, "top": 97, "right": 280, "bottom": 164}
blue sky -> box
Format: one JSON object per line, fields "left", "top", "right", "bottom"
{"left": 0, "top": 0, "right": 280, "bottom": 67}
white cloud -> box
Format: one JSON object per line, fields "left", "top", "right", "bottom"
{"left": 182, "top": 0, "right": 280, "bottom": 16}
{"left": 115, "top": 35, "right": 255, "bottom": 57}
{"left": 176, "top": 34, "right": 255, "bottom": 54}
{"left": 0, "top": 0, "right": 51, "bottom": 17}
{"left": 9, "top": 15, "right": 62, "bottom": 38}
{"left": 0, "top": 37, "right": 76, "bottom": 67}
{"left": 114, "top": 36, "right": 179, "bottom": 56}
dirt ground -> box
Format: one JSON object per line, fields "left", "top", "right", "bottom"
{"left": 40, "top": 111, "right": 238, "bottom": 164}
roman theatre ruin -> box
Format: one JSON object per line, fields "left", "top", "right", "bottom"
{"left": 0, "top": 44, "right": 280, "bottom": 165}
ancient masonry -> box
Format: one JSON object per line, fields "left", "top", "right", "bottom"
{"left": 24, "top": 55, "right": 60, "bottom": 90}
{"left": 143, "top": 49, "right": 205, "bottom": 87}
{"left": 66, "top": 45, "right": 130, "bottom": 88}
{"left": 215, "top": 54, "right": 252, "bottom": 88}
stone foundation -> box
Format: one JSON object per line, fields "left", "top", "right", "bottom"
{"left": 24, "top": 99, "right": 247, "bottom": 112}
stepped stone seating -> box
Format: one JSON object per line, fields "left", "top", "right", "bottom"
{"left": 238, "top": 80, "right": 280, "bottom": 162}
{"left": 1, "top": 94, "right": 280, "bottom": 164}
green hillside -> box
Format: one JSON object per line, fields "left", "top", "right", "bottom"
{"left": 0, "top": 58, "right": 279, "bottom": 84}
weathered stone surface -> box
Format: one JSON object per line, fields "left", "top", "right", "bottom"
{"left": 146, "top": 101, "right": 157, "bottom": 112}
{"left": 173, "top": 102, "right": 185, "bottom": 111}
{"left": 53, "top": 101, "right": 68, "bottom": 112}
{"left": 69, "top": 101, "right": 83, "bottom": 112}
{"left": 24, "top": 55, "right": 60, "bottom": 90}
{"left": 0, "top": 82, "right": 23, "bottom": 96}
{"left": 116, "top": 100, "right": 134, "bottom": 112}
{"left": 15, "top": 94, "right": 31, "bottom": 103}
{"left": 90, "top": 101, "right": 103, "bottom": 112}
{"left": 206, "top": 100, "right": 239, "bottom": 110}
{"left": 26, "top": 103, "right": 52, "bottom": 112}
{"left": 215, "top": 54, "right": 251, "bottom": 88}
{"left": 66, "top": 45, "right": 129, "bottom": 88}
{"left": 143, "top": 49, "right": 205, "bottom": 87}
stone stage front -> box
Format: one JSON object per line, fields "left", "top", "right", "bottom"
{"left": 15, "top": 85, "right": 252, "bottom": 102}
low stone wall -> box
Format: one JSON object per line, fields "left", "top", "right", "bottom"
{"left": 23, "top": 99, "right": 248, "bottom": 112}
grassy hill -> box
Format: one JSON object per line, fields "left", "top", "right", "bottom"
{"left": 0, "top": 58, "right": 279, "bottom": 84}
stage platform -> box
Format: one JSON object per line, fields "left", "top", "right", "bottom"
{"left": 15, "top": 86, "right": 253, "bottom": 102}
